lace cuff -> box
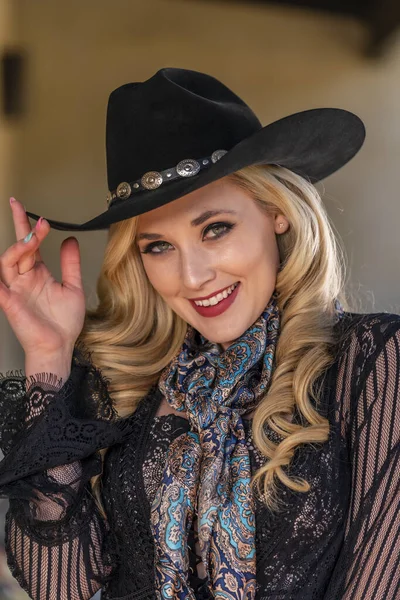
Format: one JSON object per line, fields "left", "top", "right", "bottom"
{"left": 0, "top": 344, "right": 122, "bottom": 599}
{"left": 0, "top": 343, "right": 118, "bottom": 456}
{"left": 0, "top": 343, "right": 124, "bottom": 497}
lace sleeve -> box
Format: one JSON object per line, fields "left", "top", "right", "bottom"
{"left": 325, "top": 315, "right": 400, "bottom": 599}
{"left": 0, "top": 344, "right": 121, "bottom": 600}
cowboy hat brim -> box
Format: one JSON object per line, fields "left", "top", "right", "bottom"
{"left": 26, "top": 108, "right": 365, "bottom": 232}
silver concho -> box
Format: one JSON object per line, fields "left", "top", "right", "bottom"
{"left": 106, "top": 191, "right": 113, "bottom": 206}
{"left": 176, "top": 159, "right": 200, "bottom": 177}
{"left": 116, "top": 182, "right": 132, "bottom": 200}
{"left": 141, "top": 171, "right": 163, "bottom": 190}
{"left": 211, "top": 149, "right": 228, "bottom": 163}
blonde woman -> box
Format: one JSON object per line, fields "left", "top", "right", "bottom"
{"left": 0, "top": 68, "right": 398, "bottom": 600}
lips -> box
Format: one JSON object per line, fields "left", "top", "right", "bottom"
{"left": 189, "top": 282, "right": 241, "bottom": 318}
{"left": 192, "top": 282, "right": 239, "bottom": 306}
{"left": 190, "top": 282, "right": 238, "bottom": 302}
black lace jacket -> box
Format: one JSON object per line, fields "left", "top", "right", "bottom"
{"left": 0, "top": 311, "right": 399, "bottom": 600}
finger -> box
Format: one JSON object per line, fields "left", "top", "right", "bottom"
{"left": 0, "top": 278, "right": 13, "bottom": 312}
{"left": 0, "top": 231, "right": 39, "bottom": 287}
{"left": 10, "top": 198, "right": 42, "bottom": 265}
{"left": 10, "top": 197, "right": 32, "bottom": 241}
{"left": 59, "top": 237, "right": 83, "bottom": 291}
{"left": 17, "top": 218, "right": 50, "bottom": 274}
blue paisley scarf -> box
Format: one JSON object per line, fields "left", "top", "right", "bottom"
{"left": 152, "top": 293, "right": 344, "bottom": 599}
{"left": 151, "top": 291, "right": 281, "bottom": 600}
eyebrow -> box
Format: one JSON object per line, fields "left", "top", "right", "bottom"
{"left": 137, "top": 209, "right": 237, "bottom": 241}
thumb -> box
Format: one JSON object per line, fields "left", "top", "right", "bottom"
{"left": 60, "top": 237, "right": 83, "bottom": 290}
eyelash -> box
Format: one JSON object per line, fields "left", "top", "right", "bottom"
{"left": 140, "top": 222, "right": 235, "bottom": 255}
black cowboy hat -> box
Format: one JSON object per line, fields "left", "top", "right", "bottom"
{"left": 26, "top": 67, "right": 365, "bottom": 232}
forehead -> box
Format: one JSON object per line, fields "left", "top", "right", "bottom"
{"left": 136, "top": 178, "right": 251, "bottom": 229}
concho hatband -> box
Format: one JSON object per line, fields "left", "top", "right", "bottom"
{"left": 107, "top": 149, "right": 228, "bottom": 207}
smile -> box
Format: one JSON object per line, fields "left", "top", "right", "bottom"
{"left": 189, "top": 282, "right": 241, "bottom": 318}
{"left": 193, "top": 282, "right": 239, "bottom": 306}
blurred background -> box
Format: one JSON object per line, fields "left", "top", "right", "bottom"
{"left": 0, "top": 0, "right": 399, "bottom": 597}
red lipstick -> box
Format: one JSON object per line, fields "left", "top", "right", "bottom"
{"left": 189, "top": 282, "right": 240, "bottom": 318}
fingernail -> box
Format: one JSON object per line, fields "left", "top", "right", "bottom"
{"left": 23, "top": 231, "right": 33, "bottom": 243}
{"left": 35, "top": 217, "right": 43, "bottom": 229}
{"left": 9, "top": 197, "right": 15, "bottom": 206}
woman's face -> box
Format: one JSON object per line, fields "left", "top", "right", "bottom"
{"left": 136, "top": 177, "right": 289, "bottom": 350}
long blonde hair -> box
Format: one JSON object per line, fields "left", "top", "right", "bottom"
{"left": 77, "top": 164, "right": 350, "bottom": 515}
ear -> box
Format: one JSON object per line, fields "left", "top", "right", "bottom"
{"left": 274, "top": 214, "right": 290, "bottom": 234}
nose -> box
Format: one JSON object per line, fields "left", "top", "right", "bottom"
{"left": 179, "top": 245, "right": 216, "bottom": 292}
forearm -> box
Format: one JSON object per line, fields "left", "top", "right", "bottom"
{"left": 0, "top": 345, "right": 115, "bottom": 596}
{"left": 6, "top": 491, "right": 107, "bottom": 600}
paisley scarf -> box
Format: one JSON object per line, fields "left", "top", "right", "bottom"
{"left": 151, "top": 291, "right": 280, "bottom": 600}
{"left": 152, "top": 293, "right": 344, "bottom": 599}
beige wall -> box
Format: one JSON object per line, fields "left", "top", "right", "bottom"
{"left": 1, "top": 0, "right": 400, "bottom": 370}
{"left": 0, "top": 1, "right": 21, "bottom": 373}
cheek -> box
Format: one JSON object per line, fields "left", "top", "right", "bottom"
{"left": 142, "top": 259, "right": 180, "bottom": 297}
{"left": 227, "top": 230, "right": 278, "bottom": 273}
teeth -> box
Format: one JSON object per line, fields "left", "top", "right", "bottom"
{"left": 194, "top": 283, "right": 238, "bottom": 307}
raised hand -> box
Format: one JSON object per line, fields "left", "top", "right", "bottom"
{"left": 0, "top": 198, "right": 86, "bottom": 358}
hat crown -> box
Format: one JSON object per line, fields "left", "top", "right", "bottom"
{"left": 106, "top": 67, "right": 262, "bottom": 191}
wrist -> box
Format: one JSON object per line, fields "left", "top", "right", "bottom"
{"left": 24, "top": 353, "right": 73, "bottom": 388}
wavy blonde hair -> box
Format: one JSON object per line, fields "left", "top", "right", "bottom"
{"left": 77, "top": 164, "right": 350, "bottom": 516}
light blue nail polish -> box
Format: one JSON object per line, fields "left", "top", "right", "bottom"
{"left": 23, "top": 231, "right": 33, "bottom": 243}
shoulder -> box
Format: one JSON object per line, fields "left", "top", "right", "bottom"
{"left": 335, "top": 309, "right": 400, "bottom": 342}
{"left": 331, "top": 311, "right": 400, "bottom": 439}
{"left": 333, "top": 310, "right": 400, "bottom": 373}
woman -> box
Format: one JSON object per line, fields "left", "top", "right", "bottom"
{"left": 0, "top": 67, "right": 398, "bottom": 600}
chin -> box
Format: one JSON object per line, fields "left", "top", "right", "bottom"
{"left": 198, "top": 323, "right": 249, "bottom": 346}
{"left": 174, "top": 300, "right": 263, "bottom": 344}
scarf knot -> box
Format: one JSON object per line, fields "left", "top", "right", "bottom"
{"left": 151, "top": 291, "right": 281, "bottom": 600}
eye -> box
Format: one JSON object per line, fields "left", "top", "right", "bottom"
{"left": 140, "top": 221, "right": 235, "bottom": 255}
{"left": 140, "top": 240, "right": 172, "bottom": 255}
{"left": 203, "top": 222, "right": 234, "bottom": 239}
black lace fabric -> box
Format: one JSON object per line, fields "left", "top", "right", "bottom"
{"left": 0, "top": 346, "right": 122, "bottom": 600}
{"left": 0, "top": 312, "right": 398, "bottom": 600}
{"left": 322, "top": 315, "right": 400, "bottom": 599}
